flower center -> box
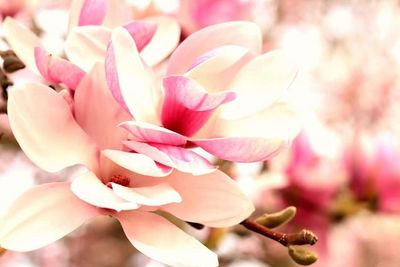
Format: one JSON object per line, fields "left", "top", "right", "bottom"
{"left": 106, "top": 174, "right": 130, "bottom": 188}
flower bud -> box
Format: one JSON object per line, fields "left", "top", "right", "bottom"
{"left": 288, "top": 245, "right": 318, "bottom": 266}
{"left": 255, "top": 206, "right": 297, "bottom": 228}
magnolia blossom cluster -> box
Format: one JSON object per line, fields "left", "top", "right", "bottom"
{"left": 0, "top": 0, "right": 300, "bottom": 266}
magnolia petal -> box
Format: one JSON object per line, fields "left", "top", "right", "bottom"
{"left": 152, "top": 144, "right": 216, "bottom": 175}
{"left": 79, "top": 0, "right": 108, "bottom": 26}
{"left": 186, "top": 45, "right": 251, "bottom": 92}
{"left": 34, "top": 47, "right": 85, "bottom": 90}
{"left": 222, "top": 50, "right": 298, "bottom": 118}
{"left": 120, "top": 121, "right": 187, "bottom": 146}
{"left": 161, "top": 75, "right": 235, "bottom": 136}
{"left": 194, "top": 102, "right": 301, "bottom": 162}
{"left": 116, "top": 211, "right": 218, "bottom": 267}
{"left": 193, "top": 137, "right": 288, "bottom": 162}
{"left": 123, "top": 21, "right": 157, "bottom": 52}
{"left": 102, "top": 149, "right": 172, "bottom": 177}
{"left": 123, "top": 141, "right": 174, "bottom": 167}
{"left": 162, "top": 171, "right": 254, "bottom": 227}
{"left": 111, "top": 183, "right": 181, "bottom": 206}
{"left": 102, "top": 0, "right": 131, "bottom": 28}
{"left": 65, "top": 26, "right": 111, "bottom": 72}
{"left": 8, "top": 83, "right": 98, "bottom": 172}
{"left": 71, "top": 171, "right": 139, "bottom": 211}
{"left": 3, "top": 17, "right": 42, "bottom": 74}
{"left": 106, "top": 27, "right": 159, "bottom": 123}
{"left": 0, "top": 182, "right": 99, "bottom": 252}
{"left": 217, "top": 102, "right": 302, "bottom": 141}
{"left": 141, "top": 16, "right": 181, "bottom": 67}
{"left": 187, "top": 45, "right": 248, "bottom": 77}
{"left": 74, "top": 63, "right": 131, "bottom": 149}
{"left": 167, "top": 21, "right": 261, "bottom": 75}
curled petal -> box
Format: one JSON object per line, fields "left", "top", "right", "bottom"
{"left": 105, "top": 27, "right": 159, "bottom": 122}
{"left": 3, "top": 17, "right": 42, "bottom": 74}
{"left": 167, "top": 21, "right": 261, "bottom": 75}
{"left": 162, "top": 171, "right": 254, "bottom": 227}
{"left": 116, "top": 211, "right": 218, "bottom": 267}
{"left": 111, "top": 183, "right": 182, "bottom": 206}
{"left": 8, "top": 83, "right": 98, "bottom": 172}
{"left": 71, "top": 171, "right": 139, "bottom": 211}
{"left": 162, "top": 75, "right": 235, "bottom": 136}
{"left": 0, "top": 182, "right": 99, "bottom": 252}
{"left": 140, "top": 16, "right": 181, "bottom": 67}
{"left": 74, "top": 63, "right": 131, "bottom": 149}
{"left": 123, "top": 141, "right": 174, "bottom": 167}
{"left": 152, "top": 144, "right": 216, "bottom": 175}
{"left": 102, "top": 149, "right": 172, "bottom": 177}
{"left": 120, "top": 121, "right": 187, "bottom": 146}
{"left": 123, "top": 141, "right": 215, "bottom": 175}
{"left": 34, "top": 47, "right": 85, "bottom": 90}
{"left": 222, "top": 50, "right": 298, "bottom": 118}
{"left": 123, "top": 21, "right": 157, "bottom": 52}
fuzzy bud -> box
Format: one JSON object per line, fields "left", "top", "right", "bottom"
{"left": 288, "top": 245, "right": 318, "bottom": 265}
{"left": 255, "top": 206, "right": 297, "bottom": 228}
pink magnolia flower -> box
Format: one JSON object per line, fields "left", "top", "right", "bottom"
{"left": 104, "top": 21, "right": 300, "bottom": 174}
{"left": 0, "top": 63, "right": 254, "bottom": 266}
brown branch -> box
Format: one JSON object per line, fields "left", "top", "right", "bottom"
{"left": 0, "top": 247, "right": 6, "bottom": 256}
{"left": 240, "top": 219, "right": 318, "bottom": 247}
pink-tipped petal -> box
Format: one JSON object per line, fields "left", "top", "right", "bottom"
{"left": 111, "top": 183, "right": 182, "bottom": 206}
{"left": 116, "top": 211, "right": 218, "bottom": 267}
{"left": 123, "top": 141, "right": 174, "bottom": 167}
{"left": 105, "top": 27, "right": 159, "bottom": 122}
{"left": 74, "top": 63, "right": 131, "bottom": 149}
{"left": 193, "top": 137, "right": 288, "bottom": 162}
{"left": 65, "top": 26, "right": 111, "bottom": 72}
{"left": 152, "top": 144, "right": 216, "bottom": 175}
{"left": 123, "top": 21, "right": 157, "bottom": 52}
{"left": 120, "top": 121, "right": 187, "bottom": 146}
{"left": 71, "top": 171, "right": 139, "bottom": 211}
{"left": 195, "top": 102, "right": 301, "bottom": 162}
{"left": 222, "top": 50, "right": 298, "bottom": 118}
{"left": 3, "top": 17, "right": 42, "bottom": 75}
{"left": 140, "top": 16, "right": 181, "bottom": 67}
{"left": 8, "top": 83, "right": 98, "bottom": 172}
{"left": 34, "top": 47, "right": 85, "bottom": 90}
{"left": 102, "top": 149, "right": 172, "bottom": 177}
{"left": 0, "top": 182, "right": 99, "bottom": 252}
{"left": 161, "top": 75, "right": 236, "bottom": 136}
{"left": 123, "top": 141, "right": 215, "bottom": 175}
{"left": 167, "top": 21, "right": 261, "bottom": 75}
{"left": 162, "top": 170, "right": 254, "bottom": 227}
{"left": 78, "top": 0, "right": 108, "bottom": 26}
